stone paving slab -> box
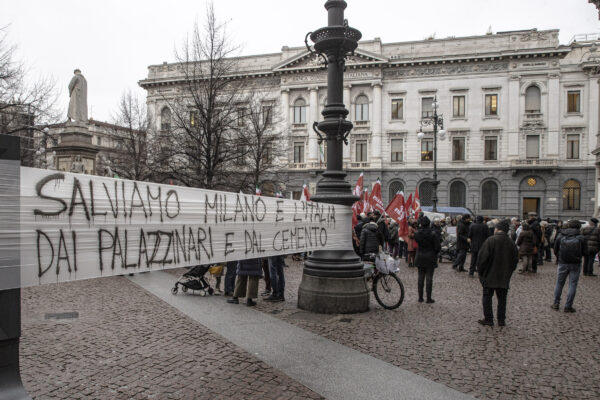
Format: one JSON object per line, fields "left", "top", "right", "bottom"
{"left": 19, "top": 276, "right": 323, "bottom": 400}
{"left": 251, "top": 257, "right": 600, "bottom": 400}
{"left": 129, "top": 271, "right": 474, "bottom": 400}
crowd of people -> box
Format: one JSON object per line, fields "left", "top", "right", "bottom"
{"left": 353, "top": 210, "right": 599, "bottom": 326}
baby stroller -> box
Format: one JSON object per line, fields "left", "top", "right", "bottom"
{"left": 439, "top": 234, "right": 457, "bottom": 263}
{"left": 171, "top": 265, "right": 216, "bottom": 296}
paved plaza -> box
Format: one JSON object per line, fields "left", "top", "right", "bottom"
{"left": 20, "top": 256, "right": 600, "bottom": 399}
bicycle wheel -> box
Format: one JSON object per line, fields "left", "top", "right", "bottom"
{"left": 373, "top": 272, "right": 404, "bottom": 310}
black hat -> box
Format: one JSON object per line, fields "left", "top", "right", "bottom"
{"left": 476, "top": 215, "right": 484, "bottom": 223}
{"left": 374, "top": 210, "right": 381, "bottom": 216}
{"left": 495, "top": 220, "right": 509, "bottom": 233}
{"left": 591, "top": 217, "right": 599, "bottom": 225}
{"left": 418, "top": 215, "right": 430, "bottom": 227}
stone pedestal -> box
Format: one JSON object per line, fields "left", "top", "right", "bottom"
{"left": 51, "top": 122, "right": 98, "bottom": 173}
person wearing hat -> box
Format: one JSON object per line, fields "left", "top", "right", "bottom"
{"left": 581, "top": 217, "right": 600, "bottom": 276}
{"left": 476, "top": 219, "right": 519, "bottom": 326}
{"left": 414, "top": 215, "right": 441, "bottom": 303}
{"left": 453, "top": 214, "right": 471, "bottom": 272}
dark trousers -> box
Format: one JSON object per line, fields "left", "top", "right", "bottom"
{"left": 418, "top": 267, "right": 435, "bottom": 300}
{"left": 537, "top": 247, "right": 544, "bottom": 265}
{"left": 482, "top": 287, "right": 508, "bottom": 322}
{"left": 453, "top": 249, "right": 467, "bottom": 270}
{"left": 224, "top": 261, "right": 237, "bottom": 293}
{"left": 532, "top": 252, "right": 538, "bottom": 272}
{"left": 583, "top": 252, "right": 597, "bottom": 275}
{"left": 261, "top": 259, "right": 271, "bottom": 291}
{"left": 544, "top": 244, "right": 552, "bottom": 261}
{"left": 469, "top": 250, "right": 479, "bottom": 274}
{"left": 268, "top": 256, "right": 285, "bottom": 298}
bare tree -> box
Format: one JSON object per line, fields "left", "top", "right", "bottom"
{"left": 157, "top": 4, "right": 243, "bottom": 190}
{"left": 236, "top": 89, "right": 287, "bottom": 194}
{"left": 0, "top": 26, "right": 60, "bottom": 165}
{"left": 110, "top": 90, "right": 152, "bottom": 181}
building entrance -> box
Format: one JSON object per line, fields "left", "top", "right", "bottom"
{"left": 522, "top": 197, "right": 540, "bottom": 219}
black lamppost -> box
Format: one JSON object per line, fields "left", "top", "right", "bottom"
{"left": 297, "top": 0, "right": 370, "bottom": 314}
{"left": 417, "top": 96, "right": 446, "bottom": 213}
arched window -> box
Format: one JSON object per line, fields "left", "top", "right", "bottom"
{"left": 160, "top": 107, "right": 171, "bottom": 131}
{"left": 293, "top": 98, "right": 307, "bottom": 124}
{"left": 419, "top": 181, "right": 434, "bottom": 207}
{"left": 481, "top": 181, "right": 499, "bottom": 210}
{"left": 355, "top": 95, "right": 369, "bottom": 121}
{"left": 525, "top": 85, "right": 541, "bottom": 113}
{"left": 449, "top": 181, "right": 466, "bottom": 207}
{"left": 389, "top": 181, "right": 404, "bottom": 203}
{"left": 563, "top": 179, "right": 581, "bottom": 210}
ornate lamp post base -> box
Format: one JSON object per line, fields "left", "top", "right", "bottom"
{"left": 297, "top": 0, "right": 369, "bottom": 314}
{"left": 298, "top": 250, "right": 369, "bottom": 314}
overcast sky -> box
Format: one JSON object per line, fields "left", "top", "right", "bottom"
{"left": 2, "top": 0, "right": 599, "bottom": 123}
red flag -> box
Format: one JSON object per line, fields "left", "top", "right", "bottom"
{"left": 300, "top": 183, "right": 311, "bottom": 202}
{"left": 369, "top": 178, "right": 385, "bottom": 214}
{"left": 404, "top": 193, "right": 413, "bottom": 217}
{"left": 412, "top": 187, "right": 421, "bottom": 219}
{"left": 386, "top": 191, "right": 408, "bottom": 237}
{"left": 362, "top": 187, "right": 371, "bottom": 213}
{"left": 352, "top": 173, "right": 364, "bottom": 227}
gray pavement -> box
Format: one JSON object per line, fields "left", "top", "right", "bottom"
{"left": 128, "top": 271, "right": 475, "bottom": 400}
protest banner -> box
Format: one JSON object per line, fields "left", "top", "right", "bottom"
{"left": 0, "top": 167, "right": 352, "bottom": 289}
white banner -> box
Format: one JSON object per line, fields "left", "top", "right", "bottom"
{"left": 0, "top": 167, "right": 351, "bottom": 289}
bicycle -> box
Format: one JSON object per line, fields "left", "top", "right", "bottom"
{"left": 363, "top": 253, "right": 405, "bottom": 310}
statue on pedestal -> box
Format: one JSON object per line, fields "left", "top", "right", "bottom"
{"left": 67, "top": 69, "right": 88, "bottom": 123}
{"left": 70, "top": 155, "right": 85, "bottom": 174}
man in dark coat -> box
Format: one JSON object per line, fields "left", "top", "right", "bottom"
{"left": 360, "top": 218, "right": 381, "bottom": 256}
{"left": 476, "top": 220, "right": 519, "bottom": 326}
{"left": 581, "top": 217, "right": 600, "bottom": 276}
{"left": 414, "top": 216, "right": 441, "bottom": 303}
{"left": 468, "top": 215, "right": 491, "bottom": 277}
{"left": 553, "top": 220, "right": 587, "bottom": 312}
{"left": 453, "top": 214, "right": 471, "bottom": 272}
{"left": 528, "top": 213, "right": 542, "bottom": 271}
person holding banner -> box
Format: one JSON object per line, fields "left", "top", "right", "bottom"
{"left": 227, "top": 258, "right": 263, "bottom": 306}
{"left": 414, "top": 215, "right": 441, "bottom": 303}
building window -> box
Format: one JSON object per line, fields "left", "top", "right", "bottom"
{"left": 452, "top": 137, "right": 465, "bottom": 161}
{"left": 421, "top": 97, "right": 434, "bottom": 118}
{"left": 567, "top": 91, "right": 580, "bottom": 113}
{"left": 262, "top": 105, "right": 272, "bottom": 125}
{"left": 481, "top": 181, "right": 499, "bottom": 210}
{"left": 484, "top": 137, "right": 498, "bottom": 160}
{"left": 262, "top": 143, "right": 272, "bottom": 164}
{"left": 189, "top": 111, "right": 198, "bottom": 127}
{"left": 355, "top": 95, "right": 369, "bottom": 121}
{"left": 453, "top": 95, "right": 465, "bottom": 117}
{"left": 563, "top": 179, "right": 581, "bottom": 210}
{"left": 525, "top": 86, "right": 541, "bottom": 113}
{"left": 236, "top": 144, "right": 246, "bottom": 166}
{"left": 237, "top": 108, "right": 245, "bottom": 126}
{"left": 419, "top": 181, "right": 434, "bottom": 207}
{"left": 421, "top": 139, "right": 433, "bottom": 161}
{"left": 485, "top": 94, "right": 498, "bottom": 116}
{"left": 526, "top": 135, "right": 540, "bottom": 159}
{"left": 294, "top": 142, "right": 305, "bottom": 164}
{"left": 356, "top": 140, "right": 368, "bottom": 162}
{"left": 391, "top": 138, "right": 403, "bottom": 162}
{"left": 449, "top": 181, "right": 466, "bottom": 207}
{"left": 566, "top": 134, "right": 580, "bottom": 159}
{"left": 160, "top": 107, "right": 171, "bottom": 131}
{"left": 388, "top": 181, "right": 404, "bottom": 202}
{"left": 391, "top": 98, "right": 404, "bottom": 120}
{"left": 293, "top": 99, "right": 307, "bottom": 124}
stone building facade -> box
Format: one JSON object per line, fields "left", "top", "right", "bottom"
{"left": 140, "top": 29, "right": 600, "bottom": 220}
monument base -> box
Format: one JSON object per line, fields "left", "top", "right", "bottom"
{"left": 297, "top": 250, "right": 370, "bottom": 314}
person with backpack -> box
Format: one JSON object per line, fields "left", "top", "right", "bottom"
{"left": 516, "top": 222, "right": 535, "bottom": 273}
{"left": 468, "top": 215, "right": 491, "bottom": 277}
{"left": 581, "top": 217, "right": 600, "bottom": 276}
{"left": 552, "top": 220, "right": 587, "bottom": 313}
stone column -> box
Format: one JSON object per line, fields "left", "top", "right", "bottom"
{"left": 371, "top": 82, "right": 382, "bottom": 168}
{"left": 507, "top": 75, "right": 520, "bottom": 159}
{"left": 343, "top": 84, "right": 352, "bottom": 163}
{"left": 547, "top": 73, "right": 561, "bottom": 157}
{"left": 308, "top": 86, "right": 319, "bottom": 164}
{"left": 281, "top": 89, "right": 290, "bottom": 165}
{"left": 588, "top": 75, "right": 599, "bottom": 159}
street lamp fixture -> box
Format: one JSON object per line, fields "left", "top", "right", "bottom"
{"left": 417, "top": 96, "right": 444, "bottom": 212}
{"left": 297, "top": 0, "right": 370, "bottom": 314}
